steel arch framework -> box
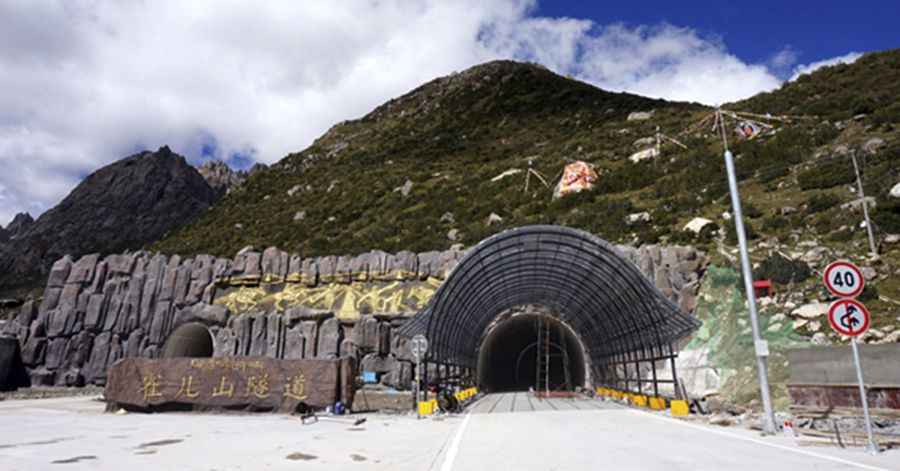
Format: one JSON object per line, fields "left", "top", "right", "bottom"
{"left": 399, "top": 225, "right": 700, "bottom": 391}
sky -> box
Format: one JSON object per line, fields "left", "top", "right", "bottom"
{"left": 0, "top": 0, "right": 897, "bottom": 226}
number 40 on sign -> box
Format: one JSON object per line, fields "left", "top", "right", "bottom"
{"left": 823, "top": 261, "right": 865, "bottom": 298}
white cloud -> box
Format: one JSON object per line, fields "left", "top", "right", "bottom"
{"left": 0, "top": 0, "right": 819, "bottom": 224}
{"left": 563, "top": 24, "right": 782, "bottom": 104}
{"left": 480, "top": 21, "right": 783, "bottom": 104}
{"left": 771, "top": 46, "right": 799, "bottom": 69}
{"left": 789, "top": 51, "right": 863, "bottom": 81}
{"left": 767, "top": 45, "right": 801, "bottom": 79}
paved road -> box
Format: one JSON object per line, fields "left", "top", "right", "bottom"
{"left": 0, "top": 395, "right": 460, "bottom": 471}
{"left": 468, "top": 391, "right": 618, "bottom": 414}
{"left": 444, "top": 393, "right": 898, "bottom": 471}
{"left": 0, "top": 393, "right": 897, "bottom": 470}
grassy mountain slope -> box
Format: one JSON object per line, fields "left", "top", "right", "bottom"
{"left": 736, "top": 49, "right": 900, "bottom": 124}
{"left": 154, "top": 60, "right": 706, "bottom": 256}
{"left": 152, "top": 51, "right": 900, "bottom": 335}
{"left": 153, "top": 52, "right": 900, "bottom": 257}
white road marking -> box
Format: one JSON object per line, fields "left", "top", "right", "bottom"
{"left": 439, "top": 412, "right": 472, "bottom": 471}
{"left": 629, "top": 409, "right": 889, "bottom": 471}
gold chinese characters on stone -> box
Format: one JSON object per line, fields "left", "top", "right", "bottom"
{"left": 108, "top": 357, "right": 349, "bottom": 413}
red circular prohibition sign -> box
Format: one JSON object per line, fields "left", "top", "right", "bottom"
{"left": 827, "top": 299, "right": 870, "bottom": 337}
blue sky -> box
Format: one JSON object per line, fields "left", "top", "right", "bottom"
{"left": 0, "top": 0, "right": 896, "bottom": 225}
{"left": 535, "top": 1, "right": 897, "bottom": 76}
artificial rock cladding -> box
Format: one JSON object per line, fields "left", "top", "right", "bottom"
{"left": 3, "top": 244, "right": 706, "bottom": 390}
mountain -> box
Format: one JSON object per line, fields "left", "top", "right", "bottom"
{"left": 150, "top": 53, "right": 900, "bottom": 261}
{"left": 736, "top": 49, "right": 900, "bottom": 124}
{"left": 196, "top": 160, "right": 268, "bottom": 197}
{"left": 148, "top": 53, "right": 900, "bottom": 327}
{"left": 3, "top": 51, "right": 900, "bottom": 324}
{"left": 153, "top": 60, "right": 704, "bottom": 256}
{"left": 0, "top": 146, "right": 219, "bottom": 297}
{"left": 5, "top": 213, "right": 34, "bottom": 239}
{"left": 196, "top": 160, "right": 246, "bottom": 197}
{"left": 0, "top": 213, "right": 33, "bottom": 244}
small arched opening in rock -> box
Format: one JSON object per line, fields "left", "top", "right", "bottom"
{"left": 161, "top": 322, "right": 214, "bottom": 358}
{"left": 477, "top": 311, "right": 587, "bottom": 393}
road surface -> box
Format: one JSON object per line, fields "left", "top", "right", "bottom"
{"left": 0, "top": 393, "right": 896, "bottom": 470}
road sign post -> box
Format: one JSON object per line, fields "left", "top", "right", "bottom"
{"left": 825, "top": 286, "right": 879, "bottom": 455}
{"left": 410, "top": 335, "right": 429, "bottom": 419}
{"left": 851, "top": 336, "right": 879, "bottom": 455}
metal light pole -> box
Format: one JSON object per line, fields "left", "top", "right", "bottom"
{"left": 850, "top": 337, "right": 881, "bottom": 454}
{"left": 722, "top": 146, "right": 778, "bottom": 435}
{"left": 414, "top": 360, "right": 422, "bottom": 419}
{"left": 851, "top": 152, "right": 878, "bottom": 257}
{"left": 411, "top": 335, "right": 429, "bottom": 419}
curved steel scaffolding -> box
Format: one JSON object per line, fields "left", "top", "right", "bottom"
{"left": 399, "top": 225, "right": 701, "bottom": 393}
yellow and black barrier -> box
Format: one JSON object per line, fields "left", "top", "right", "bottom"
{"left": 418, "top": 387, "right": 479, "bottom": 416}
{"left": 454, "top": 387, "right": 478, "bottom": 402}
{"left": 594, "top": 386, "right": 689, "bottom": 416}
{"left": 669, "top": 399, "right": 689, "bottom": 417}
{"left": 648, "top": 396, "right": 666, "bottom": 410}
{"left": 418, "top": 399, "right": 438, "bottom": 416}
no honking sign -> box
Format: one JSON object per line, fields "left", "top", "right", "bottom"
{"left": 827, "top": 298, "right": 870, "bottom": 337}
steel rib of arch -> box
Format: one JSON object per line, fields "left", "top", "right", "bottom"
{"left": 399, "top": 225, "right": 700, "bottom": 369}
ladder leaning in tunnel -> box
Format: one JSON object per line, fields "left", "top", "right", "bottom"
{"left": 534, "top": 316, "right": 572, "bottom": 397}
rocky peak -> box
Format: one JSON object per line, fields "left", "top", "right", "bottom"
{"left": 196, "top": 160, "right": 268, "bottom": 197}
{"left": 5, "top": 212, "right": 34, "bottom": 238}
{"left": 0, "top": 145, "right": 219, "bottom": 297}
{"left": 197, "top": 160, "right": 244, "bottom": 196}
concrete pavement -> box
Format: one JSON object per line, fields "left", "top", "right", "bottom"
{"left": 468, "top": 391, "right": 618, "bottom": 413}
{"left": 447, "top": 394, "right": 898, "bottom": 470}
{"left": 0, "top": 395, "right": 462, "bottom": 471}
{"left": 0, "top": 393, "right": 897, "bottom": 470}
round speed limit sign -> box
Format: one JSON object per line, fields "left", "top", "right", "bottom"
{"left": 823, "top": 261, "right": 865, "bottom": 298}
{"left": 828, "top": 299, "right": 870, "bottom": 337}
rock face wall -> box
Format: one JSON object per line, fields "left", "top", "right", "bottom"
{"left": 1, "top": 243, "right": 706, "bottom": 390}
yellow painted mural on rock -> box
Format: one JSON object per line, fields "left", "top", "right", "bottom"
{"left": 213, "top": 278, "right": 443, "bottom": 320}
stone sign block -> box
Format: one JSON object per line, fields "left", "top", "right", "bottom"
{"left": 105, "top": 357, "right": 355, "bottom": 413}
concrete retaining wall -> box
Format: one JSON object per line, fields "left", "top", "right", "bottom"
{"left": 787, "top": 344, "right": 900, "bottom": 387}
{"left": 787, "top": 344, "right": 900, "bottom": 410}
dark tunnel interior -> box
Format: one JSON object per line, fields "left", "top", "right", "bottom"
{"left": 477, "top": 313, "right": 586, "bottom": 393}
{"left": 161, "top": 322, "right": 214, "bottom": 358}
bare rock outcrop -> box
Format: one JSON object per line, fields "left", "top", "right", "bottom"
{"left": 0, "top": 146, "right": 219, "bottom": 297}
{"left": 195, "top": 160, "right": 250, "bottom": 196}
{"left": 0, "top": 212, "right": 34, "bottom": 243}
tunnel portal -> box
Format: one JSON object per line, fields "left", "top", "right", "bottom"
{"left": 400, "top": 225, "right": 700, "bottom": 393}
{"left": 478, "top": 311, "right": 586, "bottom": 393}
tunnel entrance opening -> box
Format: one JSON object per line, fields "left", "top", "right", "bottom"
{"left": 478, "top": 312, "right": 586, "bottom": 393}
{"left": 399, "top": 226, "right": 701, "bottom": 399}
{"left": 161, "top": 322, "right": 214, "bottom": 358}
